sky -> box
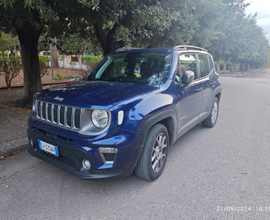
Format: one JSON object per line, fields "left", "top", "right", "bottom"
{"left": 245, "top": 0, "right": 270, "bottom": 42}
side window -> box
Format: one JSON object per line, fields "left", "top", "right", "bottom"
{"left": 179, "top": 54, "right": 198, "bottom": 79}
{"left": 198, "top": 54, "right": 210, "bottom": 77}
{"left": 175, "top": 59, "right": 181, "bottom": 83}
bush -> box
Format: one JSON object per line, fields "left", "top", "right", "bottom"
{"left": 0, "top": 56, "right": 22, "bottom": 87}
{"left": 82, "top": 56, "right": 103, "bottom": 64}
{"left": 39, "top": 56, "right": 51, "bottom": 77}
{"left": 54, "top": 73, "right": 64, "bottom": 82}
{"left": 79, "top": 56, "right": 102, "bottom": 78}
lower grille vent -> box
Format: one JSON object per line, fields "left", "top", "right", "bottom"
{"left": 37, "top": 149, "right": 76, "bottom": 169}
{"left": 33, "top": 126, "right": 73, "bottom": 143}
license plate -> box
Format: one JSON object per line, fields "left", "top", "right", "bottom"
{"left": 38, "top": 140, "right": 59, "bottom": 156}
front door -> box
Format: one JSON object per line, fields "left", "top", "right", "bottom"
{"left": 175, "top": 53, "right": 204, "bottom": 136}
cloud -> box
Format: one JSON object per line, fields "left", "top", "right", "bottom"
{"left": 245, "top": 1, "right": 270, "bottom": 42}
{"left": 257, "top": 18, "right": 270, "bottom": 26}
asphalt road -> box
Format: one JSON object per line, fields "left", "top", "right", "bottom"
{"left": 235, "top": 68, "right": 270, "bottom": 79}
{"left": 1, "top": 74, "right": 270, "bottom": 220}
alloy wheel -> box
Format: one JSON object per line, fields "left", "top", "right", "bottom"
{"left": 151, "top": 133, "right": 167, "bottom": 173}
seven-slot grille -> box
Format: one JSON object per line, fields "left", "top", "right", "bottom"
{"left": 36, "top": 100, "right": 82, "bottom": 130}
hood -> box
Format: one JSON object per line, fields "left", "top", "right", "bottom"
{"left": 36, "top": 80, "right": 159, "bottom": 109}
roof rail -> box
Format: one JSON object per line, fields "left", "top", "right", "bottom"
{"left": 115, "top": 47, "right": 141, "bottom": 51}
{"left": 173, "top": 45, "right": 208, "bottom": 52}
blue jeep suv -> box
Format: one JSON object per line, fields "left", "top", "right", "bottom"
{"left": 28, "top": 45, "right": 222, "bottom": 181}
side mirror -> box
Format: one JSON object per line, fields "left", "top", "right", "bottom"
{"left": 182, "top": 70, "right": 195, "bottom": 84}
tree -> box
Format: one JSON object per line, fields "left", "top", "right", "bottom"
{"left": 0, "top": 0, "right": 98, "bottom": 107}
{"left": 57, "top": 34, "right": 95, "bottom": 69}
{"left": 190, "top": 0, "right": 270, "bottom": 73}
{"left": 0, "top": 32, "right": 19, "bottom": 57}
{"left": 192, "top": 0, "right": 249, "bottom": 72}
{"left": 0, "top": 0, "right": 269, "bottom": 108}
{"left": 51, "top": 37, "right": 59, "bottom": 68}
{"left": 81, "top": 0, "right": 183, "bottom": 55}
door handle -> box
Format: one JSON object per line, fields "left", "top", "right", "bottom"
{"left": 210, "top": 81, "right": 216, "bottom": 85}
{"left": 196, "top": 87, "right": 203, "bottom": 92}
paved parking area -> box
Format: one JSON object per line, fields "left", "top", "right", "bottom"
{"left": 0, "top": 75, "right": 270, "bottom": 219}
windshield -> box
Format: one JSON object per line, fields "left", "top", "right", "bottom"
{"left": 87, "top": 52, "right": 172, "bottom": 85}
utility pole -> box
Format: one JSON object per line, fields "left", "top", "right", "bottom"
{"left": 50, "top": 40, "right": 54, "bottom": 81}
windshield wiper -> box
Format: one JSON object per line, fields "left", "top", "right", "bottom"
{"left": 87, "top": 76, "right": 97, "bottom": 81}
{"left": 116, "top": 78, "right": 135, "bottom": 84}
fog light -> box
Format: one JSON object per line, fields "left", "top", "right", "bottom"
{"left": 99, "top": 147, "right": 118, "bottom": 164}
{"left": 82, "top": 159, "right": 91, "bottom": 170}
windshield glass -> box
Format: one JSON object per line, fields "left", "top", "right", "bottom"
{"left": 87, "top": 52, "right": 172, "bottom": 85}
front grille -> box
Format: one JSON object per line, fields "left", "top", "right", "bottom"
{"left": 37, "top": 149, "right": 76, "bottom": 169}
{"left": 75, "top": 109, "right": 81, "bottom": 128}
{"left": 67, "top": 108, "right": 72, "bottom": 127}
{"left": 60, "top": 106, "right": 65, "bottom": 125}
{"left": 48, "top": 104, "right": 52, "bottom": 121}
{"left": 53, "top": 105, "right": 58, "bottom": 123}
{"left": 36, "top": 100, "right": 82, "bottom": 130}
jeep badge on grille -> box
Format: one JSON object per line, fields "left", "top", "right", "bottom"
{"left": 54, "top": 96, "right": 64, "bottom": 102}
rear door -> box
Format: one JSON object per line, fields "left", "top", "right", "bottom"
{"left": 197, "top": 54, "right": 215, "bottom": 120}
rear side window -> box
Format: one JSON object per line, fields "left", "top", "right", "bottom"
{"left": 198, "top": 55, "right": 210, "bottom": 77}
{"left": 179, "top": 54, "right": 198, "bottom": 79}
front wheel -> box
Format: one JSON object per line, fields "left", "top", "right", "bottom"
{"left": 134, "top": 124, "right": 169, "bottom": 181}
{"left": 202, "top": 97, "right": 219, "bottom": 128}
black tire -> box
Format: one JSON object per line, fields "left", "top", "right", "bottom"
{"left": 135, "top": 124, "right": 169, "bottom": 181}
{"left": 202, "top": 97, "right": 219, "bottom": 128}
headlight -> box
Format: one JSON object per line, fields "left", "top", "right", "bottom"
{"left": 35, "top": 99, "right": 39, "bottom": 111}
{"left": 31, "top": 96, "right": 38, "bottom": 119}
{"left": 92, "top": 110, "right": 109, "bottom": 129}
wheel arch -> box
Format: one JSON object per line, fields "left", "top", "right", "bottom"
{"left": 214, "top": 85, "right": 222, "bottom": 103}
{"left": 215, "top": 92, "right": 221, "bottom": 102}
{"left": 137, "top": 108, "right": 177, "bottom": 148}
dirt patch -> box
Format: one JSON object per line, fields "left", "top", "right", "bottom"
{"left": 3, "top": 102, "right": 31, "bottom": 112}
{"left": 0, "top": 67, "right": 91, "bottom": 111}
{"left": 0, "top": 67, "right": 89, "bottom": 88}
{"left": 0, "top": 148, "right": 28, "bottom": 160}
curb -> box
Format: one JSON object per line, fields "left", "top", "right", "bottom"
{"left": 220, "top": 75, "right": 245, "bottom": 78}
{"left": 0, "top": 136, "right": 29, "bottom": 157}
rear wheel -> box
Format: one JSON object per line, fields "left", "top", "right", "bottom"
{"left": 135, "top": 124, "right": 169, "bottom": 181}
{"left": 202, "top": 97, "right": 219, "bottom": 128}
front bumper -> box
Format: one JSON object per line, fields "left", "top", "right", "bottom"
{"left": 27, "top": 121, "right": 142, "bottom": 180}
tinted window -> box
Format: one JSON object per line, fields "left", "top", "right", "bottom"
{"left": 99, "top": 58, "right": 127, "bottom": 79}
{"left": 179, "top": 54, "right": 198, "bottom": 79}
{"left": 89, "top": 52, "right": 172, "bottom": 85}
{"left": 198, "top": 55, "right": 210, "bottom": 77}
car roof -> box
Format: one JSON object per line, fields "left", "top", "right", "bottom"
{"left": 113, "top": 45, "right": 208, "bottom": 54}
